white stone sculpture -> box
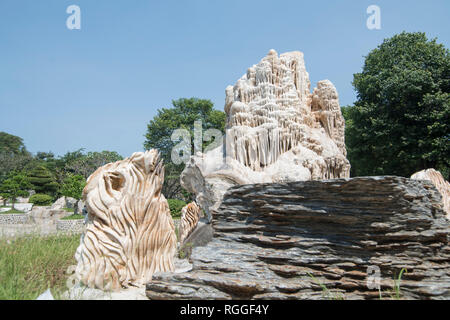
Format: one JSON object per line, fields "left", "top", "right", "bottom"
{"left": 179, "top": 202, "right": 201, "bottom": 244}
{"left": 411, "top": 168, "right": 450, "bottom": 218}
{"left": 181, "top": 50, "right": 350, "bottom": 219}
{"left": 74, "top": 150, "right": 177, "bottom": 291}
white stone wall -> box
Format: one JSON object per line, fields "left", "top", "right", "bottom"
{"left": 56, "top": 219, "right": 85, "bottom": 233}
{"left": 0, "top": 214, "right": 30, "bottom": 224}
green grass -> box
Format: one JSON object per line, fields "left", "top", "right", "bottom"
{"left": 0, "top": 234, "right": 80, "bottom": 300}
{"left": 307, "top": 273, "right": 345, "bottom": 300}
{"left": 61, "top": 214, "right": 84, "bottom": 220}
{"left": 62, "top": 208, "right": 75, "bottom": 213}
{"left": 0, "top": 209, "right": 25, "bottom": 214}
{"left": 379, "top": 268, "right": 407, "bottom": 300}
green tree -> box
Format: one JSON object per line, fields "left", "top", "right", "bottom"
{"left": 28, "top": 165, "right": 58, "bottom": 196}
{"left": 60, "top": 174, "right": 86, "bottom": 200}
{"left": 0, "top": 151, "right": 33, "bottom": 184}
{"left": 0, "top": 132, "right": 33, "bottom": 184}
{"left": 143, "top": 98, "right": 226, "bottom": 199}
{"left": 0, "top": 172, "right": 31, "bottom": 207}
{"left": 64, "top": 150, "right": 123, "bottom": 179}
{"left": 344, "top": 32, "right": 450, "bottom": 179}
{"left": 0, "top": 132, "right": 27, "bottom": 155}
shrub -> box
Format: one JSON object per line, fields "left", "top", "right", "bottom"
{"left": 167, "top": 199, "right": 186, "bottom": 219}
{"left": 29, "top": 194, "right": 53, "bottom": 206}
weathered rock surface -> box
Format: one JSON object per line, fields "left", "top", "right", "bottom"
{"left": 146, "top": 176, "right": 450, "bottom": 300}
{"left": 179, "top": 202, "right": 202, "bottom": 244}
{"left": 51, "top": 196, "right": 66, "bottom": 210}
{"left": 181, "top": 50, "right": 350, "bottom": 220}
{"left": 74, "top": 200, "right": 86, "bottom": 216}
{"left": 412, "top": 169, "right": 450, "bottom": 218}
{"left": 75, "top": 150, "right": 177, "bottom": 291}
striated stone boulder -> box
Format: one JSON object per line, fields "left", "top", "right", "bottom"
{"left": 179, "top": 202, "right": 202, "bottom": 245}
{"left": 411, "top": 169, "right": 450, "bottom": 218}
{"left": 181, "top": 50, "right": 350, "bottom": 220}
{"left": 147, "top": 177, "right": 450, "bottom": 300}
{"left": 75, "top": 150, "right": 177, "bottom": 291}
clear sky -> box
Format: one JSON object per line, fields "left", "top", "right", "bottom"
{"left": 1, "top": 0, "right": 449, "bottom": 157}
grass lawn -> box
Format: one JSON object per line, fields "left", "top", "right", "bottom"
{"left": 0, "top": 209, "right": 25, "bottom": 214}
{"left": 0, "top": 234, "right": 80, "bottom": 300}
{"left": 61, "top": 214, "right": 84, "bottom": 220}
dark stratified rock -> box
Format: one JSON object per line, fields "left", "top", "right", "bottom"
{"left": 146, "top": 176, "right": 450, "bottom": 300}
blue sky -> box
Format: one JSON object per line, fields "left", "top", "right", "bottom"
{"left": 0, "top": 0, "right": 449, "bottom": 157}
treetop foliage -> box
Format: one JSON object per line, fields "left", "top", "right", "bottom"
{"left": 344, "top": 32, "right": 449, "bottom": 179}
{"left": 144, "top": 98, "right": 226, "bottom": 200}
{"left": 0, "top": 132, "right": 28, "bottom": 155}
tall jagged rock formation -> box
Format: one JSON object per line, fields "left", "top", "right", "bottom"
{"left": 181, "top": 50, "right": 350, "bottom": 219}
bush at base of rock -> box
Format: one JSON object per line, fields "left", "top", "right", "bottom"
{"left": 29, "top": 194, "right": 53, "bottom": 206}
{"left": 167, "top": 199, "right": 186, "bottom": 219}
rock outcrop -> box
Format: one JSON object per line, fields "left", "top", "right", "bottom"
{"left": 147, "top": 176, "right": 450, "bottom": 300}
{"left": 179, "top": 202, "right": 202, "bottom": 244}
{"left": 181, "top": 50, "right": 350, "bottom": 220}
{"left": 412, "top": 169, "right": 450, "bottom": 218}
{"left": 75, "top": 150, "right": 177, "bottom": 291}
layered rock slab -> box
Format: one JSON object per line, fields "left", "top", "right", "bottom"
{"left": 147, "top": 177, "right": 450, "bottom": 300}
{"left": 181, "top": 50, "right": 350, "bottom": 220}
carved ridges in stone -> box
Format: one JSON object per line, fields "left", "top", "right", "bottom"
{"left": 224, "top": 49, "right": 347, "bottom": 171}
{"left": 179, "top": 202, "right": 201, "bottom": 244}
{"left": 147, "top": 177, "right": 450, "bottom": 300}
{"left": 311, "top": 80, "right": 347, "bottom": 156}
{"left": 412, "top": 168, "right": 450, "bottom": 218}
{"left": 75, "top": 150, "right": 177, "bottom": 291}
{"left": 181, "top": 49, "right": 350, "bottom": 220}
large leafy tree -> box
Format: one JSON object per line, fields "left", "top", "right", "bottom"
{"left": 144, "top": 98, "right": 226, "bottom": 199}
{"left": 63, "top": 150, "right": 123, "bottom": 179}
{"left": 0, "top": 172, "right": 32, "bottom": 207}
{"left": 0, "top": 132, "right": 33, "bottom": 184}
{"left": 344, "top": 32, "right": 449, "bottom": 179}
{"left": 0, "top": 151, "right": 33, "bottom": 184}
{"left": 0, "top": 132, "right": 27, "bottom": 155}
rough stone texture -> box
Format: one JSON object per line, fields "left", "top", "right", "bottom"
{"left": 74, "top": 200, "right": 87, "bottom": 216}
{"left": 146, "top": 176, "right": 450, "bottom": 300}
{"left": 0, "top": 214, "right": 30, "bottom": 225}
{"left": 181, "top": 50, "right": 350, "bottom": 220}
{"left": 56, "top": 219, "right": 85, "bottom": 233}
{"left": 12, "top": 203, "right": 33, "bottom": 212}
{"left": 182, "top": 220, "right": 214, "bottom": 249}
{"left": 30, "top": 207, "right": 71, "bottom": 225}
{"left": 65, "top": 197, "right": 78, "bottom": 209}
{"left": 51, "top": 197, "right": 66, "bottom": 210}
{"left": 75, "top": 150, "right": 177, "bottom": 291}
{"left": 412, "top": 169, "right": 450, "bottom": 218}
{"left": 179, "top": 202, "right": 202, "bottom": 244}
